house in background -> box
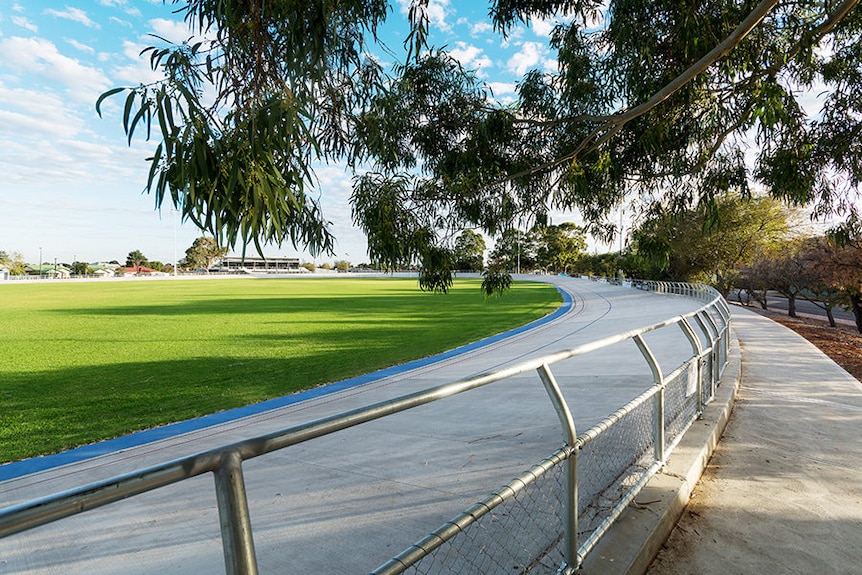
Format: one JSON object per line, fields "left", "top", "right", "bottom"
{"left": 90, "top": 265, "right": 116, "bottom": 278}
{"left": 25, "top": 264, "right": 71, "bottom": 279}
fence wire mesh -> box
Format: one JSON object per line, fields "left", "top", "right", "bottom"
{"left": 576, "top": 395, "right": 656, "bottom": 538}
{"left": 664, "top": 361, "right": 699, "bottom": 445}
{"left": 374, "top": 345, "right": 724, "bottom": 574}
{"left": 390, "top": 458, "right": 568, "bottom": 575}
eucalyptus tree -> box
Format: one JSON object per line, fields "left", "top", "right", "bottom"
{"left": 536, "top": 223, "right": 588, "bottom": 274}
{"left": 452, "top": 230, "right": 487, "bottom": 272}
{"left": 183, "top": 236, "right": 228, "bottom": 271}
{"left": 125, "top": 250, "right": 148, "bottom": 269}
{"left": 630, "top": 194, "right": 793, "bottom": 294}
{"left": 99, "top": 0, "right": 862, "bottom": 292}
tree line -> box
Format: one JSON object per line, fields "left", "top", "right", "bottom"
{"left": 615, "top": 194, "right": 862, "bottom": 333}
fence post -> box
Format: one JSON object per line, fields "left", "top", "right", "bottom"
{"left": 633, "top": 335, "right": 665, "bottom": 462}
{"left": 678, "top": 318, "right": 704, "bottom": 415}
{"left": 214, "top": 450, "right": 259, "bottom": 575}
{"left": 536, "top": 363, "right": 579, "bottom": 574}
{"left": 699, "top": 311, "right": 721, "bottom": 387}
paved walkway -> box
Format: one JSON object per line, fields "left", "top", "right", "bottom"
{"left": 644, "top": 306, "right": 862, "bottom": 574}
{"left": 0, "top": 277, "right": 707, "bottom": 574}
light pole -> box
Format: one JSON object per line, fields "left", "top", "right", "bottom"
{"left": 38, "top": 247, "right": 42, "bottom": 279}
{"left": 173, "top": 209, "right": 178, "bottom": 277}
{"left": 516, "top": 229, "right": 521, "bottom": 275}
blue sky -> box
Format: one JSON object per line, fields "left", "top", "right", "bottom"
{"left": 1, "top": 0, "right": 582, "bottom": 267}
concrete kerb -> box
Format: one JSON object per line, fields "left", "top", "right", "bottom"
{"left": 580, "top": 331, "right": 741, "bottom": 574}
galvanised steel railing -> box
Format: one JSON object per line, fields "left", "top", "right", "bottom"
{"left": 371, "top": 282, "right": 730, "bottom": 574}
{"left": 0, "top": 281, "right": 730, "bottom": 575}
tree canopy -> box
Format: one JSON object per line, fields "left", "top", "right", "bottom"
{"left": 183, "top": 236, "right": 228, "bottom": 271}
{"left": 0, "top": 251, "right": 26, "bottom": 276}
{"left": 125, "top": 249, "right": 148, "bottom": 268}
{"left": 630, "top": 194, "right": 794, "bottom": 294}
{"left": 99, "top": 0, "right": 862, "bottom": 287}
{"left": 452, "top": 230, "right": 487, "bottom": 272}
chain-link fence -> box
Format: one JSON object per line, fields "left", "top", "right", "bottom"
{"left": 368, "top": 284, "right": 730, "bottom": 575}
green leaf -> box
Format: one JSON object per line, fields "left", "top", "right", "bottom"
{"left": 95, "top": 87, "right": 126, "bottom": 117}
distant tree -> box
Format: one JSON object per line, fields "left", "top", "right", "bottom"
{"left": 148, "top": 261, "right": 165, "bottom": 272}
{"left": 571, "top": 252, "right": 619, "bottom": 277}
{"left": 488, "top": 228, "right": 539, "bottom": 272}
{"left": 798, "top": 238, "right": 845, "bottom": 327}
{"left": 740, "top": 240, "right": 812, "bottom": 317}
{"left": 71, "top": 261, "right": 92, "bottom": 276}
{"left": 815, "top": 236, "right": 862, "bottom": 333}
{"left": 452, "top": 230, "right": 486, "bottom": 271}
{"left": 334, "top": 259, "right": 351, "bottom": 272}
{"left": 0, "top": 251, "right": 26, "bottom": 275}
{"left": 183, "top": 237, "right": 228, "bottom": 271}
{"left": 737, "top": 258, "right": 772, "bottom": 310}
{"left": 536, "top": 223, "right": 587, "bottom": 274}
{"left": 301, "top": 262, "right": 316, "bottom": 272}
{"left": 631, "top": 194, "right": 793, "bottom": 295}
{"left": 126, "top": 250, "right": 148, "bottom": 268}
{"left": 767, "top": 240, "right": 820, "bottom": 318}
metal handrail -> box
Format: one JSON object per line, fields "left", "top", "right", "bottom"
{"left": 0, "top": 281, "right": 730, "bottom": 575}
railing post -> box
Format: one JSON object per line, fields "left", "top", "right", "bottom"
{"left": 699, "top": 311, "right": 721, "bottom": 387}
{"left": 214, "top": 451, "right": 259, "bottom": 575}
{"left": 536, "top": 363, "right": 579, "bottom": 574}
{"left": 678, "top": 318, "right": 704, "bottom": 415}
{"left": 633, "top": 335, "right": 665, "bottom": 463}
{"left": 693, "top": 312, "right": 718, "bottom": 400}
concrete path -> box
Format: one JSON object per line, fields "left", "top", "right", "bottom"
{"left": 645, "top": 306, "right": 862, "bottom": 574}
{"left": 0, "top": 277, "right": 708, "bottom": 575}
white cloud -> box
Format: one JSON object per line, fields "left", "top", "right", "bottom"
{"left": 396, "top": 0, "right": 452, "bottom": 32}
{"left": 488, "top": 81, "right": 516, "bottom": 96}
{"left": 67, "top": 38, "right": 95, "bottom": 54}
{"left": 11, "top": 16, "right": 37, "bottom": 32}
{"left": 44, "top": 7, "right": 100, "bottom": 29}
{"left": 531, "top": 19, "right": 556, "bottom": 38}
{"left": 487, "top": 82, "right": 518, "bottom": 106}
{"left": 0, "top": 107, "right": 81, "bottom": 141}
{"left": 0, "top": 84, "right": 86, "bottom": 138}
{"left": 448, "top": 42, "right": 493, "bottom": 76}
{"left": 0, "top": 37, "right": 111, "bottom": 100}
{"left": 507, "top": 41, "right": 555, "bottom": 76}
{"left": 110, "top": 16, "right": 133, "bottom": 28}
{"left": 107, "top": 39, "right": 166, "bottom": 86}
{"left": 470, "top": 21, "right": 493, "bottom": 36}
{"left": 148, "top": 17, "right": 195, "bottom": 43}
{"left": 500, "top": 27, "right": 524, "bottom": 49}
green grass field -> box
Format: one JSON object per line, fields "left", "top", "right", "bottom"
{"left": 0, "top": 277, "right": 560, "bottom": 463}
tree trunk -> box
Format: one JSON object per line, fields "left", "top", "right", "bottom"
{"left": 825, "top": 305, "right": 836, "bottom": 328}
{"left": 851, "top": 294, "right": 862, "bottom": 334}
{"left": 788, "top": 294, "right": 797, "bottom": 318}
